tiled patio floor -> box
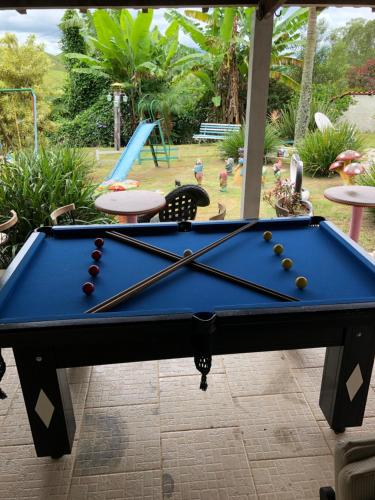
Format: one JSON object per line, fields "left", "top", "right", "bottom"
{"left": 1, "top": 347, "right": 375, "bottom": 499}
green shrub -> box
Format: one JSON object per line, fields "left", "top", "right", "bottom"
{"left": 273, "top": 103, "right": 296, "bottom": 142}
{"left": 0, "top": 147, "right": 108, "bottom": 267}
{"left": 218, "top": 128, "right": 244, "bottom": 160}
{"left": 274, "top": 98, "right": 341, "bottom": 143}
{"left": 267, "top": 78, "right": 294, "bottom": 115}
{"left": 358, "top": 162, "right": 375, "bottom": 188}
{"left": 219, "top": 124, "right": 280, "bottom": 160}
{"left": 357, "top": 162, "right": 375, "bottom": 220}
{"left": 296, "top": 123, "right": 364, "bottom": 177}
{"left": 52, "top": 95, "right": 132, "bottom": 147}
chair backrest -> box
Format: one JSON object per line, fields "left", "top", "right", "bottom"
{"left": 158, "top": 185, "right": 210, "bottom": 222}
{"left": 0, "top": 210, "right": 17, "bottom": 232}
{"left": 50, "top": 204, "right": 76, "bottom": 225}
{"left": 209, "top": 203, "right": 226, "bottom": 221}
{"left": 0, "top": 210, "right": 18, "bottom": 247}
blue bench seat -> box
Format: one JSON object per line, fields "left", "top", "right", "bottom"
{"left": 193, "top": 123, "right": 241, "bottom": 141}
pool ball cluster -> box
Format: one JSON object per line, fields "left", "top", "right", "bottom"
{"left": 263, "top": 231, "right": 308, "bottom": 289}
{"left": 82, "top": 238, "right": 104, "bottom": 295}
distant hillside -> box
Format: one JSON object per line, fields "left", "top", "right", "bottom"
{"left": 44, "top": 53, "right": 66, "bottom": 96}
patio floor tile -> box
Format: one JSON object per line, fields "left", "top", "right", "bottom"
{"left": 73, "top": 404, "right": 161, "bottom": 477}
{"left": 2, "top": 347, "right": 15, "bottom": 367}
{"left": 0, "top": 444, "right": 77, "bottom": 500}
{"left": 68, "top": 470, "right": 162, "bottom": 499}
{"left": 223, "top": 352, "right": 299, "bottom": 397}
{"left": 235, "top": 393, "right": 330, "bottom": 461}
{"left": 67, "top": 366, "right": 92, "bottom": 384}
{"left": 1, "top": 382, "right": 89, "bottom": 446}
{"left": 161, "top": 427, "right": 257, "bottom": 499}
{"left": 0, "top": 365, "right": 19, "bottom": 416}
{"left": 251, "top": 455, "right": 334, "bottom": 499}
{"left": 85, "top": 361, "right": 159, "bottom": 408}
{"left": 160, "top": 373, "right": 238, "bottom": 432}
{"left": 293, "top": 367, "right": 375, "bottom": 420}
{"left": 283, "top": 348, "right": 326, "bottom": 369}
{"left": 319, "top": 417, "right": 375, "bottom": 453}
{"left": 159, "top": 355, "right": 224, "bottom": 378}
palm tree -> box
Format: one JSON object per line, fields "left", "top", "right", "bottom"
{"left": 294, "top": 7, "right": 318, "bottom": 142}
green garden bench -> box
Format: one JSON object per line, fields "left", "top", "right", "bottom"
{"left": 193, "top": 123, "right": 241, "bottom": 141}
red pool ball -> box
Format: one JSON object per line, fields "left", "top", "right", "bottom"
{"left": 82, "top": 282, "right": 95, "bottom": 295}
{"left": 91, "top": 249, "right": 102, "bottom": 261}
{"left": 95, "top": 238, "right": 104, "bottom": 248}
{"left": 88, "top": 264, "right": 100, "bottom": 277}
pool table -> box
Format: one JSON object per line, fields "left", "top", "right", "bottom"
{"left": 0, "top": 217, "right": 374, "bottom": 458}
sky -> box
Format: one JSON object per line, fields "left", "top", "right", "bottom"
{"left": 0, "top": 6, "right": 373, "bottom": 55}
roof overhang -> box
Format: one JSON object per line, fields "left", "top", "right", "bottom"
{"left": 2, "top": 0, "right": 375, "bottom": 10}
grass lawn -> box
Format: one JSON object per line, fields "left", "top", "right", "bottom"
{"left": 86, "top": 143, "right": 375, "bottom": 253}
{"left": 362, "top": 132, "right": 375, "bottom": 148}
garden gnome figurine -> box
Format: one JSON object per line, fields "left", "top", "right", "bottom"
{"left": 262, "top": 166, "right": 267, "bottom": 185}
{"left": 225, "top": 158, "right": 234, "bottom": 175}
{"left": 193, "top": 159, "right": 204, "bottom": 185}
{"left": 234, "top": 156, "right": 244, "bottom": 186}
{"left": 273, "top": 158, "right": 282, "bottom": 179}
{"left": 219, "top": 171, "right": 228, "bottom": 192}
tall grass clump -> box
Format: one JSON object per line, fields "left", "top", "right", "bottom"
{"left": 357, "top": 162, "right": 375, "bottom": 220}
{"left": 274, "top": 99, "right": 340, "bottom": 143}
{"left": 0, "top": 147, "right": 107, "bottom": 267}
{"left": 358, "top": 162, "right": 375, "bottom": 188}
{"left": 296, "top": 123, "right": 364, "bottom": 177}
{"left": 219, "top": 124, "right": 280, "bottom": 160}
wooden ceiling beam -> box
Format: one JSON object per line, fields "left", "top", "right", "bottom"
{"left": 1, "top": 0, "right": 375, "bottom": 8}
{"left": 257, "top": 0, "right": 286, "bottom": 20}
{"left": 1, "top": 1, "right": 256, "bottom": 7}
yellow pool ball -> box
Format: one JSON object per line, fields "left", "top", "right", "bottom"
{"left": 273, "top": 243, "right": 284, "bottom": 255}
{"left": 296, "top": 276, "right": 308, "bottom": 289}
{"left": 263, "top": 231, "right": 272, "bottom": 241}
{"left": 282, "top": 258, "right": 293, "bottom": 270}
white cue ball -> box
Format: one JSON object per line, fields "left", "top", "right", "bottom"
{"left": 183, "top": 249, "right": 193, "bottom": 257}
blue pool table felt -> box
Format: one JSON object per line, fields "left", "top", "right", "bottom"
{"left": 0, "top": 220, "right": 374, "bottom": 323}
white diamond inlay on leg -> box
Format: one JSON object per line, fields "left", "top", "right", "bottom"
{"left": 35, "top": 389, "right": 55, "bottom": 428}
{"left": 346, "top": 364, "right": 364, "bottom": 402}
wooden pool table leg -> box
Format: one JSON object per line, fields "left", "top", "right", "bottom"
{"left": 14, "top": 348, "right": 76, "bottom": 458}
{"left": 319, "top": 326, "right": 375, "bottom": 433}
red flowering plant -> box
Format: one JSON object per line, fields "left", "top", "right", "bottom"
{"left": 263, "top": 179, "right": 309, "bottom": 216}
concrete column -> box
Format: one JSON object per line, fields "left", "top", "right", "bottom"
{"left": 240, "top": 14, "right": 274, "bottom": 219}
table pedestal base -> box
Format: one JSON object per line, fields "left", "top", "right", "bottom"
{"left": 118, "top": 215, "right": 137, "bottom": 224}
{"left": 349, "top": 206, "right": 363, "bottom": 242}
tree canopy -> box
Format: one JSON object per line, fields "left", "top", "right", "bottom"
{"left": 0, "top": 34, "right": 52, "bottom": 151}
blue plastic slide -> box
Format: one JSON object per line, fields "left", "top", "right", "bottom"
{"left": 106, "top": 120, "right": 157, "bottom": 182}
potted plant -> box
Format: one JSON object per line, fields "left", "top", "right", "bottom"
{"left": 263, "top": 180, "right": 313, "bottom": 217}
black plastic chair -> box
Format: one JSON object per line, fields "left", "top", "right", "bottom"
{"left": 138, "top": 185, "right": 210, "bottom": 223}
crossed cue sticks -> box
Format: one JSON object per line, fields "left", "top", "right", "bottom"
{"left": 86, "top": 221, "right": 299, "bottom": 314}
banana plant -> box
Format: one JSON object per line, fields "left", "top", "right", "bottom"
{"left": 166, "top": 7, "right": 308, "bottom": 121}
{"left": 66, "top": 9, "right": 204, "bottom": 126}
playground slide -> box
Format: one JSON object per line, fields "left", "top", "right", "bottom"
{"left": 106, "top": 120, "right": 157, "bottom": 182}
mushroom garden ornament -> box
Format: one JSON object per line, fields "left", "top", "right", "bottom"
{"left": 329, "top": 150, "right": 363, "bottom": 184}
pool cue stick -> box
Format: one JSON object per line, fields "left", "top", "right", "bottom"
{"left": 106, "top": 230, "right": 299, "bottom": 302}
{"left": 87, "top": 220, "right": 258, "bottom": 313}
